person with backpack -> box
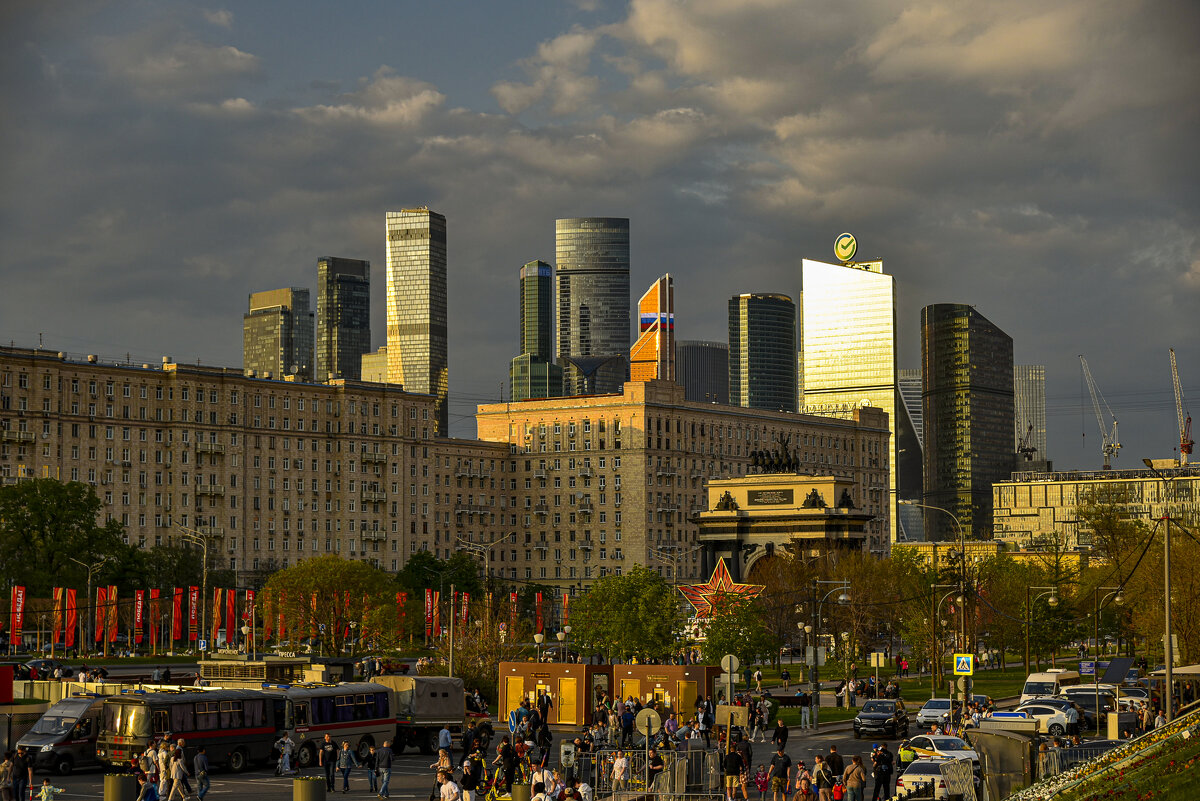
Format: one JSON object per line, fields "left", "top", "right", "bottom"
{"left": 812, "top": 755, "right": 834, "bottom": 801}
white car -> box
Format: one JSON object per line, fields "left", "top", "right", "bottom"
{"left": 1014, "top": 702, "right": 1077, "bottom": 736}
{"left": 907, "top": 735, "right": 979, "bottom": 766}
{"left": 916, "top": 698, "right": 953, "bottom": 728}
{"left": 895, "top": 758, "right": 975, "bottom": 800}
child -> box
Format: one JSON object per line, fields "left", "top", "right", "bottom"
{"left": 753, "top": 764, "right": 769, "bottom": 801}
{"left": 39, "top": 778, "right": 66, "bottom": 800}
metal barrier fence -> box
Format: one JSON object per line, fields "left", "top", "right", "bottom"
{"left": 1036, "top": 744, "right": 1122, "bottom": 779}
{"left": 2, "top": 712, "right": 47, "bottom": 753}
{"left": 572, "top": 746, "right": 722, "bottom": 799}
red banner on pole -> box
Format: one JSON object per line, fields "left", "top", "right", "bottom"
{"left": 510, "top": 592, "right": 518, "bottom": 630}
{"left": 187, "top": 586, "right": 198, "bottom": 641}
{"left": 150, "top": 589, "right": 161, "bottom": 648}
{"left": 278, "top": 590, "right": 286, "bottom": 641}
{"left": 535, "top": 592, "right": 543, "bottom": 634}
{"left": 460, "top": 592, "right": 469, "bottom": 626}
{"left": 10, "top": 586, "right": 25, "bottom": 645}
{"left": 212, "top": 588, "right": 224, "bottom": 644}
{"left": 95, "top": 587, "right": 107, "bottom": 643}
{"left": 562, "top": 592, "right": 569, "bottom": 627}
{"left": 262, "top": 591, "right": 272, "bottom": 640}
{"left": 65, "top": 589, "right": 77, "bottom": 649}
{"left": 396, "top": 592, "right": 407, "bottom": 637}
{"left": 107, "top": 585, "right": 118, "bottom": 644}
{"left": 52, "top": 587, "right": 63, "bottom": 646}
{"left": 433, "top": 592, "right": 441, "bottom": 637}
{"left": 226, "top": 588, "right": 236, "bottom": 644}
{"left": 424, "top": 589, "right": 433, "bottom": 638}
{"left": 134, "top": 590, "right": 145, "bottom": 644}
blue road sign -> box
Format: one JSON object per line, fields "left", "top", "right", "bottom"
{"left": 1080, "top": 661, "right": 1096, "bottom": 675}
{"left": 198, "top": 639, "right": 208, "bottom": 652}
{"left": 991, "top": 711, "right": 1029, "bottom": 719}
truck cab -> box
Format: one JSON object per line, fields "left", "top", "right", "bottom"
{"left": 18, "top": 695, "right": 104, "bottom": 775}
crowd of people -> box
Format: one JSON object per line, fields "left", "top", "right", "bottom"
{"left": 123, "top": 735, "right": 210, "bottom": 801}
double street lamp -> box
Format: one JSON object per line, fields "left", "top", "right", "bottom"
{"left": 1025, "top": 586, "right": 1060, "bottom": 674}
{"left": 534, "top": 632, "right": 544, "bottom": 662}
{"left": 809, "top": 579, "right": 851, "bottom": 726}
{"left": 68, "top": 556, "right": 111, "bottom": 655}
{"left": 178, "top": 526, "right": 214, "bottom": 649}
{"left": 1089, "top": 586, "right": 1124, "bottom": 733}
{"left": 1144, "top": 458, "right": 1180, "bottom": 722}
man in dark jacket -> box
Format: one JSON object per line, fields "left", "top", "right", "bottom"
{"left": 771, "top": 719, "right": 788, "bottom": 750}
{"left": 826, "top": 745, "right": 844, "bottom": 778}
{"left": 871, "top": 743, "right": 894, "bottom": 801}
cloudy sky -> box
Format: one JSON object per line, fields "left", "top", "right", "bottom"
{"left": 3, "top": 0, "right": 1197, "bottom": 469}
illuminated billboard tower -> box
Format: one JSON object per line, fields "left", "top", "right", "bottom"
{"left": 630, "top": 274, "right": 675, "bottom": 382}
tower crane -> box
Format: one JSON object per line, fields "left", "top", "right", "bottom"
{"left": 1170, "top": 348, "right": 1192, "bottom": 466}
{"left": 1017, "top": 423, "right": 1038, "bottom": 461}
{"left": 1079, "top": 355, "right": 1121, "bottom": 469}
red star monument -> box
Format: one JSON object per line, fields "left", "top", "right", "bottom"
{"left": 679, "top": 558, "right": 765, "bottom": 618}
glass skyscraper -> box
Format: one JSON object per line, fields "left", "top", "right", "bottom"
{"left": 555, "top": 217, "right": 630, "bottom": 395}
{"left": 800, "top": 258, "right": 916, "bottom": 550}
{"left": 386, "top": 208, "right": 448, "bottom": 435}
{"left": 1014, "top": 364, "right": 1048, "bottom": 462}
{"left": 510, "top": 260, "right": 563, "bottom": 401}
{"left": 921, "top": 303, "right": 1015, "bottom": 541}
{"left": 728, "top": 293, "right": 797, "bottom": 413}
{"left": 629, "top": 274, "right": 674, "bottom": 382}
{"left": 242, "top": 287, "right": 314, "bottom": 381}
{"left": 676, "top": 340, "right": 729, "bottom": 404}
{"left": 316, "top": 256, "right": 371, "bottom": 382}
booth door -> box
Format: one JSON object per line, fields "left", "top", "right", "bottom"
{"left": 619, "top": 679, "right": 641, "bottom": 704}
{"left": 558, "top": 678, "right": 578, "bottom": 725}
{"left": 677, "top": 680, "right": 698, "bottom": 715}
{"left": 505, "top": 676, "right": 525, "bottom": 719}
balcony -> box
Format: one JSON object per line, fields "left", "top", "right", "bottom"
{"left": 196, "top": 526, "right": 225, "bottom": 538}
{"left": 196, "top": 442, "right": 225, "bottom": 454}
{"left": 361, "top": 452, "right": 386, "bottom": 464}
{"left": 578, "top": 503, "right": 594, "bottom": 515}
{"left": 534, "top": 504, "right": 549, "bottom": 515}
{"left": 454, "top": 503, "right": 490, "bottom": 515}
{"left": 1, "top": 431, "right": 34, "bottom": 443}
{"left": 455, "top": 467, "right": 492, "bottom": 478}
{"left": 362, "top": 490, "right": 386, "bottom": 502}
{"left": 360, "top": 529, "right": 386, "bottom": 541}
{"left": 579, "top": 467, "right": 593, "bottom": 477}
{"left": 196, "top": 484, "right": 226, "bottom": 496}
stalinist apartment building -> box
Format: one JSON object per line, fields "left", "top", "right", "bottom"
{"left": 0, "top": 346, "right": 890, "bottom": 592}
{"left": 0, "top": 346, "right": 508, "bottom": 581}
{"left": 475, "top": 380, "right": 891, "bottom": 587}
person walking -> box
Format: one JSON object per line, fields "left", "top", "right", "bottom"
{"left": 165, "top": 749, "right": 190, "bottom": 801}
{"left": 723, "top": 746, "right": 743, "bottom": 801}
{"left": 439, "top": 723, "right": 454, "bottom": 754}
{"left": 780, "top": 668, "right": 790, "bottom": 692}
{"left": 364, "top": 744, "right": 379, "bottom": 795}
{"left": 1, "top": 751, "right": 15, "bottom": 801}
{"left": 438, "top": 769, "right": 461, "bottom": 801}
{"left": 275, "top": 732, "right": 296, "bottom": 776}
{"left": 156, "top": 741, "right": 171, "bottom": 798}
{"left": 377, "top": 740, "right": 395, "bottom": 799}
{"left": 869, "top": 744, "right": 893, "bottom": 801}
{"left": 826, "top": 746, "right": 843, "bottom": 779}
{"left": 799, "top": 692, "right": 811, "bottom": 730}
{"left": 768, "top": 746, "right": 791, "bottom": 801}
{"left": 11, "top": 747, "right": 31, "bottom": 801}
{"left": 319, "top": 733, "right": 338, "bottom": 792}
{"left": 811, "top": 755, "right": 834, "bottom": 801}
{"left": 135, "top": 773, "right": 159, "bottom": 801}
{"left": 192, "top": 746, "right": 210, "bottom": 800}
{"left": 460, "top": 720, "right": 477, "bottom": 768}
{"left": 842, "top": 756, "right": 866, "bottom": 801}
{"left": 336, "top": 741, "right": 360, "bottom": 793}
{"left": 461, "top": 749, "right": 483, "bottom": 801}
{"left": 771, "top": 719, "right": 788, "bottom": 750}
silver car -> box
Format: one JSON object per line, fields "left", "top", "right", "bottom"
{"left": 916, "top": 698, "right": 953, "bottom": 728}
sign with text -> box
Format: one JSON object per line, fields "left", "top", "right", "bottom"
{"left": 747, "top": 489, "right": 794, "bottom": 506}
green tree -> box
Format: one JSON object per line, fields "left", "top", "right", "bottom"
{"left": 0, "top": 478, "right": 133, "bottom": 595}
{"left": 395, "top": 550, "right": 482, "bottom": 598}
{"left": 572, "top": 565, "right": 681, "bottom": 662}
{"left": 264, "top": 555, "right": 398, "bottom": 655}
{"left": 700, "top": 596, "right": 780, "bottom": 667}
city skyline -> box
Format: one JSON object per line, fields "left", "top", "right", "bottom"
{"left": 2, "top": 1, "right": 1196, "bottom": 471}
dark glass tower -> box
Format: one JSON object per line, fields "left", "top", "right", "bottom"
{"left": 728, "top": 293, "right": 797, "bottom": 412}
{"left": 316, "top": 257, "right": 371, "bottom": 381}
{"left": 242, "top": 287, "right": 314, "bottom": 381}
{"left": 921, "top": 303, "right": 1014, "bottom": 541}
{"left": 555, "top": 218, "right": 630, "bottom": 395}
{"left": 510, "top": 260, "right": 562, "bottom": 401}
{"left": 676, "top": 340, "right": 729, "bottom": 404}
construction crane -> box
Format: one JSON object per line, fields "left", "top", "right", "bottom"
{"left": 1017, "top": 423, "right": 1038, "bottom": 461}
{"left": 1080, "top": 355, "right": 1121, "bottom": 469}
{"left": 1170, "top": 348, "right": 1193, "bottom": 466}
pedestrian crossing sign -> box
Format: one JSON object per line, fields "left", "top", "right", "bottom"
{"left": 953, "top": 654, "right": 974, "bottom": 676}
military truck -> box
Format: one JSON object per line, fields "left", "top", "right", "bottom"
{"left": 373, "top": 675, "right": 493, "bottom": 754}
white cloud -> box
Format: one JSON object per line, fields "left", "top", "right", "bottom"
{"left": 202, "top": 9, "right": 233, "bottom": 28}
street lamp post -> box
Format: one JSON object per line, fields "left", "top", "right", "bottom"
{"left": 1091, "top": 586, "right": 1124, "bottom": 733}
{"left": 69, "top": 556, "right": 110, "bottom": 655}
{"left": 810, "top": 579, "right": 851, "bottom": 727}
{"left": 563, "top": 625, "right": 572, "bottom": 662}
{"left": 556, "top": 630, "right": 566, "bottom": 663}
{"left": 929, "top": 585, "right": 957, "bottom": 698}
{"left": 534, "top": 632, "right": 544, "bottom": 663}
{"left": 1025, "top": 586, "right": 1060, "bottom": 674}
{"left": 178, "top": 527, "right": 212, "bottom": 650}
{"left": 1144, "top": 458, "right": 1179, "bottom": 722}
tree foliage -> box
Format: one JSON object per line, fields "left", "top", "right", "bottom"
{"left": 700, "top": 596, "right": 780, "bottom": 667}
{"left": 572, "top": 565, "right": 681, "bottom": 661}
{"left": 263, "top": 555, "right": 398, "bottom": 655}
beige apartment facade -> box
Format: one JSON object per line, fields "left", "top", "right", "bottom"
{"left": 475, "top": 379, "right": 891, "bottom": 591}
{"left": 0, "top": 346, "right": 508, "bottom": 582}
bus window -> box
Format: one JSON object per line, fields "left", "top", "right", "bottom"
{"left": 314, "top": 697, "right": 334, "bottom": 725}
{"left": 354, "top": 695, "right": 368, "bottom": 721}
{"left": 274, "top": 699, "right": 290, "bottom": 730}
{"left": 294, "top": 702, "right": 309, "bottom": 728}
{"left": 336, "top": 696, "right": 354, "bottom": 723}
{"left": 170, "top": 703, "right": 195, "bottom": 733}
{"left": 219, "top": 701, "right": 243, "bottom": 728}
{"left": 373, "top": 693, "right": 389, "bottom": 719}
{"left": 196, "top": 702, "right": 219, "bottom": 730}
{"left": 152, "top": 709, "right": 170, "bottom": 734}
{"left": 245, "top": 699, "right": 265, "bottom": 727}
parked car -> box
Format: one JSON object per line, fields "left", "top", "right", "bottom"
{"left": 895, "top": 757, "right": 975, "bottom": 800}
{"left": 1015, "top": 702, "right": 1078, "bottom": 736}
{"left": 916, "top": 698, "right": 953, "bottom": 729}
{"left": 26, "top": 659, "right": 74, "bottom": 678}
{"left": 906, "top": 735, "right": 979, "bottom": 766}
{"left": 853, "top": 698, "right": 908, "bottom": 739}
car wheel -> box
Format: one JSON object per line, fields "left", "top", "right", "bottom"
{"left": 1049, "top": 724, "right": 1065, "bottom": 736}
{"left": 228, "top": 748, "right": 248, "bottom": 773}
{"left": 54, "top": 756, "right": 74, "bottom": 776}
{"left": 356, "top": 736, "right": 374, "bottom": 761}
{"left": 419, "top": 730, "right": 437, "bottom": 755}
{"left": 296, "top": 743, "right": 317, "bottom": 769}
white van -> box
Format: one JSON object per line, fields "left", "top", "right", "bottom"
{"left": 1021, "top": 670, "right": 1081, "bottom": 704}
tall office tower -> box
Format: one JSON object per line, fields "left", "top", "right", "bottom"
{"left": 386, "top": 208, "right": 448, "bottom": 435}
{"left": 921, "top": 303, "right": 1015, "bottom": 542}
{"left": 360, "top": 346, "right": 388, "bottom": 384}
{"left": 676, "top": 341, "right": 729, "bottom": 404}
{"left": 800, "top": 258, "right": 921, "bottom": 550}
{"left": 630, "top": 275, "right": 675, "bottom": 382}
{"left": 899, "top": 369, "right": 924, "bottom": 448}
{"left": 1013, "top": 365, "right": 1048, "bottom": 463}
{"left": 728, "top": 293, "right": 798, "bottom": 413}
{"left": 510, "top": 260, "right": 563, "bottom": 402}
{"left": 555, "top": 217, "right": 630, "bottom": 395}
{"left": 242, "top": 287, "right": 314, "bottom": 381}
{"left": 315, "top": 257, "right": 371, "bottom": 381}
